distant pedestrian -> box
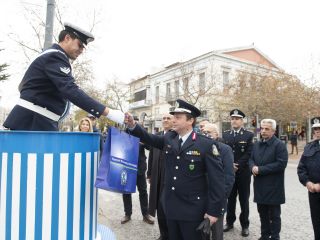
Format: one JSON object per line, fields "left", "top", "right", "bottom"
{"left": 249, "top": 119, "right": 288, "bottom": 240}
{"left": 290, "top": 130, "right": 298, "bottom": 154}
{"left": 297, "top": 117, "right": 320, "bottom": 240}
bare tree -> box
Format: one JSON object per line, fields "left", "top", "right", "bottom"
{"left": 0, "top": 49, "right": 10, "bottom": 82}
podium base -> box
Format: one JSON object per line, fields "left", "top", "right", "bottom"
{"left": 96, "top": 224, "right": 116, "bottom": 240}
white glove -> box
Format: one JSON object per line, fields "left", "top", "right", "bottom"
{"left": 107, "top": 109, "right": 125, "bottom": 124}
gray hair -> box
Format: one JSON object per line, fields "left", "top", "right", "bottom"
{"left": 261, "top": 119, "right": 277, "bottom": 130}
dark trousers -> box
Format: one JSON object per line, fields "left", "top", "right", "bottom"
{"left": 167, "top": 219, "right": 202, "bottom": 240}
{"left": 158, "top": 200, "right": 169, "bottom": 239}
{"left": 226, "top": 167, "right": 251, "bottom": 228}
{"left": 122, "top": 173, "right": 148, "bottom": 216}
{"left": 257, "top": 204, "right": 281, "bottom": 240}
{"left": 211, "top": 213, "right": 224, "bottom": 240}
{"left": 309, "top": 192, "right": 320, "bottom": 240}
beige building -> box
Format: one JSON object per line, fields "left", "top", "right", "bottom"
{"left": 128, "top": 45, "right": 282, "bottom": 133}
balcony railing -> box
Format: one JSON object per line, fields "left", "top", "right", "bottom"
{"left": 129, "top": 99, "right": 152, "bottom": 109}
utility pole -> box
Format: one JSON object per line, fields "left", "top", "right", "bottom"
{"left": 43, "top": 0, "right": 55, "bottom": 50}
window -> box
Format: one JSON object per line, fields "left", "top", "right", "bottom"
{"left": 199, "top": 72, "right": 205, "bottom": 93}
{"left": 174, "top": 80, "right": 179, "bottom": 97}
{"left": 223, "top": 71, "right": 229, "bottom": 86}
{"left": 183, "top": 77, "right": 189, "bottom": 93}
{"left": 134, "top": 89, "right": 146, "bottom": 101}
{"left": 155, "top": 86, "right": 159, "bottom": 104}
{"left": 155, "top": 107, "right": 160, "bottom": 116}
{"left": 166, "top": 83, "right": 171, "bottom": 98}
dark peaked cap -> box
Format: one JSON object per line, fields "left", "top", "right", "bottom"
{"left": 230, "top": 109, "right": 245, "bottom": 118}
{"left": 64, "top": 22, "right": 94, "bottom": 45}
{"left": 169, "top": 99, "right": 201, "bottom": 118}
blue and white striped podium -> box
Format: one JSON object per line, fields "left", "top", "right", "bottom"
{"left": 0, "top": 131, "right": 115, "bottom": 240}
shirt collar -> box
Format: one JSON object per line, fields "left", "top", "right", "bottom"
{"left": 179, "top": 130, "right": 193, "bottom": 145}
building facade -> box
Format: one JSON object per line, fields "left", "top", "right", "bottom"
{"left": 128, "top": 45, "right": 282, "bottom": 133}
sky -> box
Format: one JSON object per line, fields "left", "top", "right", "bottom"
{"left": 1, "top": 0, "right": 320, "bottom": 109}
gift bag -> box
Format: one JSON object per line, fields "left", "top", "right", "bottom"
{"left": 95, "top": 127, "right": 140, "bottom": 193}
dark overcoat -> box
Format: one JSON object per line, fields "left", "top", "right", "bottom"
{"left": 147, "top": 131, "right": 166, "bottom": 217}
{"left": 297, "top": 140, "right": 320, "bottom": 185}
{"left": 249, "top": 135, "right": 288, "bottom": 205}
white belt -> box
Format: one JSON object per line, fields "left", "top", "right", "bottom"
{"left": 17, "top": 98, "right": 61, "bottom": 121}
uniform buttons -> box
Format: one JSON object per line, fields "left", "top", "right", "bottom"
{"left": 222, "top": 208, "right": 224, "bottom": 211}
{"left": 173, "top": 177, "right": 177, "bottom": 180}
{"left": 91, "top": 109, "right": 94, "bottom": 112}
{"left": 96, "top": 112, "right": 99, "bottom": 114}
{"left": 175, "top": 166, "right": 179, "bottom": 170}
{"left": 191, "top": 159, "right": 194, "bottom": 162}
{"left": 165, "top": 151, "right": 168, "bottom": 154}
{"left": 177, "top": 156, "right": 180, "bottom": 159}
{"left": 172, "top": 187, "right": 175, "bottom": 190}
{"left": 197, "top": 196, "right": 200, "bottom": 200}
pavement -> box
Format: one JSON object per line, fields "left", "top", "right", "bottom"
{"left": 97, "top": 140, "right": 314, "bottom": 240}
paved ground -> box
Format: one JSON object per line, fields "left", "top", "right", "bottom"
{"left": 97, "top": 140, "right": 314, "bottom": 240}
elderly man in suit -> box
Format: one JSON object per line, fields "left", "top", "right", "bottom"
{"left": 249, "top": 119, "right": 288, "bottom": 240}
{"left": 147, "top": 113, "right": 173, "bottom": 240}
{"left": 202, "top": 123, "right": 235, "bottom": 240}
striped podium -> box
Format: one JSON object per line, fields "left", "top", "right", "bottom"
{"left": 0, "top": 131, "right": 115, "bottom": 240}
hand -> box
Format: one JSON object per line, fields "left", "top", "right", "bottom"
{"left": 233, "top": 163, "right": 239, "bottom": 172}
{"left": 313, "top": 183, "right": 320, "bottom": 192}
{"left": 252, "top": 166, "right": 259, "bottom": 176}
{"left": 106, "top": 108, "right": 125, "bottom": 124}
{"left": 306, "top": 181, "right": 315, "bottom": 193}
{"left": 124, "top": 112, "right": 136, "bottom": 128}
{"left": 204, "top": 213, "right": 218, "bottom": 225}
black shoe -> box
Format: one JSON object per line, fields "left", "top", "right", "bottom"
{"left": 241, "top": 228, "right": 249, "bottom": 237}
{"left": 121, "top": 215, "right": 131, "bottom": 224}
{"left": 143, "top": 214, "right": 155, "bottom": 224}
{"left": 223, "top": 224, "right": 233, "bottom": 232}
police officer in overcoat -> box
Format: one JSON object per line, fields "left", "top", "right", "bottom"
{"left": 125, "top": 99, "right": 225, "bottom": 240}
{"left": 3, "top": 23, "right": 124, "bottom": 131}
{"left": 222, "top": 109, "right": 253, "bottom": 237}
{"left": 298, "top": 117, "right": 320, "bottom": 240}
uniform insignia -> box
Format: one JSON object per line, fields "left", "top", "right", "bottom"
{"left": 60, "top": 66, "right": 71, "bottom": 74}
{"left": 189, "top": 164, "right": 195, "bottom": 171}
{"left": 234, "top": 110, "right": 238, "bottom": 115}
{"left": 212, "top": 144, "right": 220, "bottom": 156}
{"left": 192, "top": 132, "right": 196, "bottom": 141}
{"left": 120, "top": 170, "right": 127, "bottom": 186}
{"left": 239, "top": 141, "right": 246, "bottom": 143}
{"left": 314, "top": 118, "right": 320, "bottom": 124}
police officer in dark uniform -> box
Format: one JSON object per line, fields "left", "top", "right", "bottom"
{"left": 125, "top": 99, "right": 225, "bottom": 240}
{"left": 3, "top": 22, "right": 124, "bottom": 131}
{"left": 222, "top": 109, "right": 254, "bottom": 237}
{"left": 298, "top": 117, "right": 320, "bottom": 240}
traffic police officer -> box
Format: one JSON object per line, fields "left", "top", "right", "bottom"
{"left": 297, "top": 117, "right": 320, "bottom": 240}
{"left": 125, "top": 99, "right": 225, "bottom": 240}
{"left": 3, "top": 22, "right": 124, "bottom": 131}
{"left": 222, "top": 109, "right": 254, "bottom": 237}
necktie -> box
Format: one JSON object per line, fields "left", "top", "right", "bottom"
{"left": 179, "top": 138, "right": 183, "bottom": 151}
